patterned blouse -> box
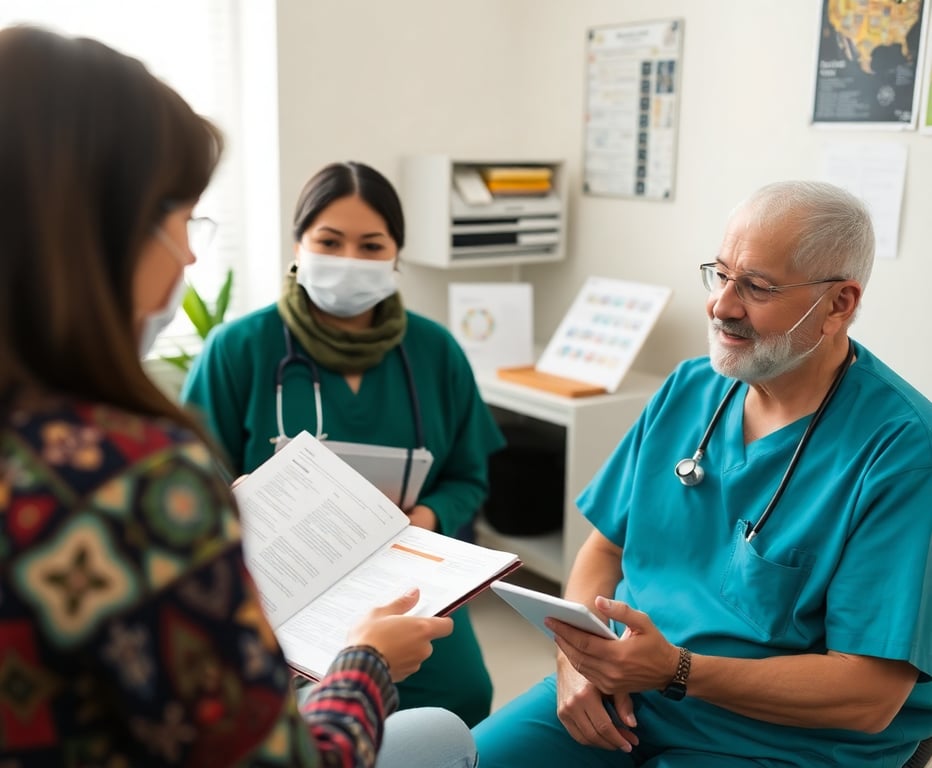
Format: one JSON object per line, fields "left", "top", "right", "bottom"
{"left": 0, "top": 397, "right": 398, "bottom": 767}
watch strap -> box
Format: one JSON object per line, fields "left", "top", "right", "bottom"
{"left": 660, "top": 646, "right": 691, "bottom": 701}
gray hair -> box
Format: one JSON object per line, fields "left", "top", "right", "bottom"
{"left": 732, "top": 180, "right": 875, "bottom": 288}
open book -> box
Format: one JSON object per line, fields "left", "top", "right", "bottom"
{"left": 233, "top": 430, "right": 522, "bottom": 681}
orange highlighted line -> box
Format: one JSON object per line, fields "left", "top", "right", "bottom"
{"left": 390, "top": 543, "right": 444, "bottom": 562}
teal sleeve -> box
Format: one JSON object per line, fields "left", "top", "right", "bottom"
{"left": 826, "top": 458, "right": 932, "bottom": 681}
{"left": 179, "top": 326, "right": 248, "bottom": 477}
{"left": 417, "top": 342, "right": 505, "bottom": 536}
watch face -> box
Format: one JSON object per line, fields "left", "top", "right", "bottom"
{"left": 661, "top": 683, "right": 686, "bottom": 701}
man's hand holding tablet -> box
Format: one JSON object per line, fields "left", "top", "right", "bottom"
{"left": 490, "top": 580, "right": 618, "bottom": 640}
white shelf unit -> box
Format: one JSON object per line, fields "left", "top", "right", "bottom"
{"left": 399, "top": 155, "right": 567, "bottom": 269}
{"left": 475, "top": 370, "right": 662, "bottom": 585}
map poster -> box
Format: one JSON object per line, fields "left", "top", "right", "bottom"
{"left": 583, "top": 19, "right": 684, "bottom": 200}
{"left": 812, "top": 0, "right": 929, "bottom": 129}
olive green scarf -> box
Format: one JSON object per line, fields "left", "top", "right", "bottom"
{"left": 277, "top": 268, "right": 406, "bottom": 373}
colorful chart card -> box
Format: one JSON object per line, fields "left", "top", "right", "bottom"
{"left": 535, "top": 277, "right": 671, "bottom": 393}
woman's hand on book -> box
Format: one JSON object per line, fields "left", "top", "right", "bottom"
{"left": 348, "top": 587, "right": 454, "bottom": 682}
{"left": 406, "top": 504, "right": 438, "bottom": 531}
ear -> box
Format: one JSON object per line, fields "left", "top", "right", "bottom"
{"left": 821, "top": 281, "right": 861, "bottom": 336}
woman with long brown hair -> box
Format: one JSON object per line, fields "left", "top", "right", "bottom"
{"left": 0, "top": 25, "right": 475, "bottom": 768}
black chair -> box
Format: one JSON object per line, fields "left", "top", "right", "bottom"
{"left": 903, "top": 736, "right": 932, "bottom": 768}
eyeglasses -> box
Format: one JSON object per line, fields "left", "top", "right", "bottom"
{"left": 160, "top": 200, "right": 217, "bottom": 256}
{"left": 699, "top": 262, "right": 844, "bottom": 306}
{"left": 186, "top": 216, "right": 218, "bottom": 256}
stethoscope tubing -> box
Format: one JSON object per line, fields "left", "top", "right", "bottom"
{"left": 676, "top": 341, "right": 855, "bottom": 542}
{"left": 276, "top": 327, "right": 326, "bottom": 440}
{"left": 744, "top": 340, "right": 854, "bottom": 541}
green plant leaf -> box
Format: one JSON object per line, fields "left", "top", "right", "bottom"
{"left": 213, "top": 268, "right": 234, "bottom": 326}
{"left": 183, "top": 283, "right": 213, "bottom": 339}
{"left": 160, "top": 271, "right": 235, "bottom": 372}
{"left": 161, "top": 351, "right": 194, "bottom": 371}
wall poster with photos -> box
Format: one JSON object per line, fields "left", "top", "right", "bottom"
{"left": 583, "top": 19, "right": 684, "bottom": 200}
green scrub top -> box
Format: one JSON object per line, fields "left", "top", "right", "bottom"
{"left": 181, "top": 301, "right": 505, "bottom": 726}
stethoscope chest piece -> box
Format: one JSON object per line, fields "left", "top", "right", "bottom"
{"left": 674, "top": 456, "right": 705, "bottom": 486}
{"left": 673, "top": 340, "right": 855, "bottom": 540}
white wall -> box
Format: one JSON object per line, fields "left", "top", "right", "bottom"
{"left": 272, "top": 0, "right": 544, "bottom": 301}
{"left": 267, "top": 0, "right": 932, "bottom": 396}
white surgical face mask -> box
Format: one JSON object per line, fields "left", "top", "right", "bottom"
{"left": 296, "top": 249, "right": 397, "bottom": 317}
{"left": 708, "top": 291, "right": 827, "bottom": 382}
{"left": 138, "top": 274, "right": 187, "bottom": 358}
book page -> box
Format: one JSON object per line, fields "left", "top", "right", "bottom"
{"left": 276, "top": 525, "right": 520, "bottom": 679}
{"left": 233, "top": 431, "right": 409, "bottom": 629}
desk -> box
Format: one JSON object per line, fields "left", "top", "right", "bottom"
{"left": 475, "top": 369, "right": 663, "bottom": 585}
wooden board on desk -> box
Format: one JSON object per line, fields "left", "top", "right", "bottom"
{"left": 496, "top": 366, "right": 606, "bottom": 398}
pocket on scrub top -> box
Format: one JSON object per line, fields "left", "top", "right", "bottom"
{"left": 720, "top": 520, "right": 814, "bottom": 641}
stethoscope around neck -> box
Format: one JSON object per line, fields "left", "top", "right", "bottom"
{"left": 674, "top": 341, "right": 855, "bottom": 542}
{"left": 274, "top": 323, "right": 426, "bottom": 505}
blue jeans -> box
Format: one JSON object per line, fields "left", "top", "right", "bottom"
{"left": 377, "top": 707, "right": 477, "bottom": 768}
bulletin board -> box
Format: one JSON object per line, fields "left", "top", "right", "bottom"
{"left": 583, "top": 19, "right": 684, "bottom": 200}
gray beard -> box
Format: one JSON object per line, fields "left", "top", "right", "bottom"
{"left": 708, "top": 321, "right": 820, "bottom": 383}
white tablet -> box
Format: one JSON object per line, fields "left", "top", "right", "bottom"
{"left": 490, "top": 580, "right": 618, "bottom": 641}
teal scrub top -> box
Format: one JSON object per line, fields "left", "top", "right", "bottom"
{"left": 180, "top": 301, "right": 505, "bottom": 726}
{"left": 578, "top": 340, "right": 932, "bottom": 765}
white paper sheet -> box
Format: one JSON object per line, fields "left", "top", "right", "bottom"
{"left": 449, "top": 282, "right": 534, "bottom": 373}
{"left": 234, "top": 433, "right": 407, "bottom": 630}
{"left": 819, "top": 141, "right": 908, "bottom": 260}
{"left": 275, "top": 525, "right": 521, "bottom": 678}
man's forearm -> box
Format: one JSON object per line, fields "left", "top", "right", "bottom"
{"left": 562, "top": 530, "right": 622, "bottom": 612}
{"left": 688, "top": 650, "right": 917, "bottom": 733}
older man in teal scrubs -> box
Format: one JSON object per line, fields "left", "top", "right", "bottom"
{"left": 473, "top": 181, "right": 932, "bottom": 766}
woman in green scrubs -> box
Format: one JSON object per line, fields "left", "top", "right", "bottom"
{"left": 181, "top": 161, "right": 505, "bottom": 726}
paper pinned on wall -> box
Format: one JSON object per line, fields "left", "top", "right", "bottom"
{"left": 449, "top": 283, "right": 534, "bottom": 374}
{"left": 583, "top": 19, "right": 684, "bottom": 200}
{"left": 535, "top": 277, "right": 671, "bottom": 393}
{"left": 819, "top": 141, "right": 907, "bottom": 260}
